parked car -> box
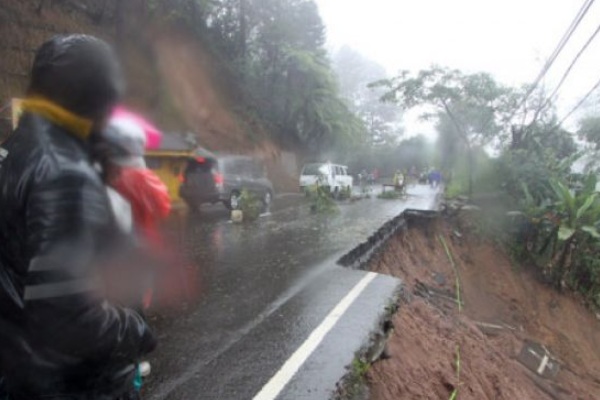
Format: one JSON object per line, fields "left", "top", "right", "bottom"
{"left": 180, "top": 154, "right": 274, "bottom": 211}
{"left": 299, "top": 162, "right": 353, "bottom": 196}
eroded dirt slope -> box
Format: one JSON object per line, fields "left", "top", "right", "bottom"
{"left": 367, "top": 213, "right": 600, "bottom": 400}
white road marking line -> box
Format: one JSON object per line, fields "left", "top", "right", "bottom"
{"left": 252, "top": 272, "right": 378, "bottom": 400}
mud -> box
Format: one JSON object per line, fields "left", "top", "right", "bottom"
{"left": 366, "top": 213, "right": 600, "bottom": 400}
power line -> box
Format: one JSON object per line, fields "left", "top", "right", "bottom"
{"left": 557, "top": 75, "right": 600, "bottom": 126}
{"left": 530, "top": 22, "right": 600, "bottom": 124}
{"left": 479, "top": 0, "right": 595, "bottom": 133}
{"left": 549, "top": 23, "right": 600, "bottom": 102}
{"left": 517, "top": 0, "right": 595, "bottom": 114}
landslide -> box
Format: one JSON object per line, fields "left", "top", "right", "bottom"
{"left": 366, "top": 212, "right": 600, "bottom": 400}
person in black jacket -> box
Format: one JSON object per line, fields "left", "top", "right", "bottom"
{"left": 0, "top": 35, "right": 156, "bottom": 400}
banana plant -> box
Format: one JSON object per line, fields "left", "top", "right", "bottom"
{"left": 549, "top": 175, "right": 600, "bottom": 241}
{"left": 520, "top": 174, "right": 600, "bottom": 288}
{"left": 544, "top": 175, "right": 600, "bottom": 287}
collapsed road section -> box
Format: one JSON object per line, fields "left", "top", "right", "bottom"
{"left": 146, "top": 186, "right": 439, "bottom": 400}
{"left": 344, "top": 209, "right": 600, "bottom": 400}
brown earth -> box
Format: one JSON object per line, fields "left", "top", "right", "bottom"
{"left": 367, "top": 213, "right": 600, "bottom": 400}
{"left": 151, "top": 29, "right": 298, "bottom": 191}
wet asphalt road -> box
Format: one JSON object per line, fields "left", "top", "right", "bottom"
{"left": 145, "top": 185, "right": 438, "bottom": 399}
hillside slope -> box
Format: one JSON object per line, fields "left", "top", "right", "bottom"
{"left": 0, "top": 0, "right": 295, "bottom": 189}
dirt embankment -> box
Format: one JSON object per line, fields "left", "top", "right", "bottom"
{"left": 150, "top": 29, "right": 298, "bottom": 191}
{"left": 367, "top": 213, "right": 600, "bottom": 400}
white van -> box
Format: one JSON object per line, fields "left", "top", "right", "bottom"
{"left": 299, "top": 163, "right": 353, "bottom": 195}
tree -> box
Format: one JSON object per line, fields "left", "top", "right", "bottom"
{"left": 578, "top": 115, "right": 600, "bottom": 150}
{"left": 281, "top": 49, "right": 365, "bottom": 150}
{"left": 202, "top": 0, "right": 361, "bottom": 153}
{"left": 435, "top": 112, "right": 464, "bottom": 172}
{"left": 396, "top": 135, "right": 432, "bottom": 171}
{"left": 499, "top": 120, "right": 578, "bottom": 204}
{"left": 333, "top": 47, "right": 402, "bottom": 145}
{"left": 342, "top": 134, "right": 433, "bottom": 178}
{"left": 108, "top": 0, "right": 364, "bottom": 154}
{"left": 375, "top": 66, "right": 514, "bottom": 195}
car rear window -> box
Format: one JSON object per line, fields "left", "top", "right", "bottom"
{"left": 185, "top": 158, "right": 214, "bottom": 175}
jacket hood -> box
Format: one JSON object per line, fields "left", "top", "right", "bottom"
{"left": 28, "top": 35, "right": 124, "bottom": 123}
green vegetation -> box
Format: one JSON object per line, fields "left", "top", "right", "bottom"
{"left": 375, "top": 66, "right": 515, "bottom": 196}
{"left": 377, "top": 190, "right": 402, "bottom": 200}
{"left": 139, "top": 0, "right": 370, "bottom": 155}
{"left": 374, "top": 62, "right": 600, "bottom": 309}
{"left": 159, "top": 0, "right": 366, "bottom": 153}
{"left": 343, "top": 134, "right": 434, "bottom": 179}
{"left": 439, "top": 235, "right": 462, "bottom": 312}
{"left": 333, "top": 356, "right": 370, "bottom": 400}
{"left": 578, "top": 115, "right": 600, "bottom": 150}
{"left": 448, "top": 345, "right": 461, "bottom": 400}
{"left": 518, "top": 176, "right": 600, "bottom": 294}
{"left": 239, "top": 189, "right": 262, "bottom": 222}
{"left": 351, "top": 357, "right": 370, "bottom": 377}
{"left": 306, "top": 184, "right": 338, "bottom": 214}
{"left": 439, "top": 236, "right": 462, "bottom": 400}
{"left": 490, "top": 125, "right": 599, "bottom": 307}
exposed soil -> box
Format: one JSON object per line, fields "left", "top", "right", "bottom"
{"left": 152, "top": 29, "right": 300, "bottom": 192}
{"left": 367, "top": 213, "right": 600, "bottom": 400}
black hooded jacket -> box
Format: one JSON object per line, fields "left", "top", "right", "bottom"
{"left": 0, "top": 35, "right": 155, "bottom": 399}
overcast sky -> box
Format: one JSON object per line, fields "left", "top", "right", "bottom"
{"left": 315, "top": 0, "right": 600, "bottom": 135}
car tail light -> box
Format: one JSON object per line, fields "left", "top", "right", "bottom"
{"left": 213, "top": 172, "right": 224, "bottom": 186}
{"left": 178, "top": 173, "right": 185, "bottom": 183}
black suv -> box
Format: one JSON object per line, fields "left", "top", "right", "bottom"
{"left": 180, "top": 154, "right": 274, "bottom": 212}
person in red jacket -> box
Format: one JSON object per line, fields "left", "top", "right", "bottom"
{"left": 100, "top": 116, "right": 171, "bottom": 309}
{"left": 97, "top": 115, "right": 173, "bottom": 398}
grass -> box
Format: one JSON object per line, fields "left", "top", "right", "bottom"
{"left": 449, "top": 345, "right": 461, "bottom": 400}
{"left": 334, "top": 356, "right": 370, "bottom": 400}
{"left": 439, "top": 235, "right": 463, "bottom": 399}
{"left": 352, "top": 358, "right": 370, "bottom": 377}
{"left": 439, "top": 235, "right": 462, "bottom": 312}
{"left": 378, "top": 190, "right": 402, "bottom": 200}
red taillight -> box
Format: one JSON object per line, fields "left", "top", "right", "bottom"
{"left": 178, "top": 173, "right": 185, "bottom": 183}
{"left": 195, "top": 156, "right": 206, "bottom": 163}
{"left": 213, "top": 172, "right": 224, "bottom": 185}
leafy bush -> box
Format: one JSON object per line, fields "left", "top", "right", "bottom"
{"left": 307, "top": 184, "right": 338, "bottom": 214}
{"left": 516, "top": 175, "right": 600, "bottom": 297}
{"left": 239, "top": 189, "right": 262, "bottom": 222}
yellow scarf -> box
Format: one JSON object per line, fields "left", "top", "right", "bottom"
{"left": 20, "top": 98, "right": 94, "bottom": 141}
